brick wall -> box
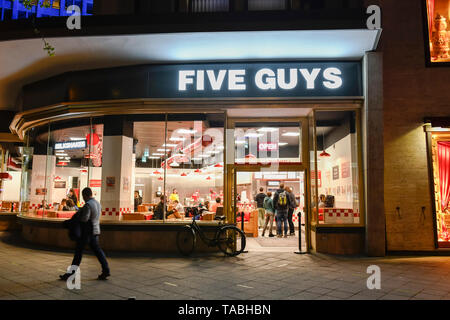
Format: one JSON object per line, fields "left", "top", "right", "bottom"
{"left": 375, "top": 0, "right": 450, "bottom": 250}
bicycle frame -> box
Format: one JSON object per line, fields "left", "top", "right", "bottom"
{"left": 187, "top": 216, "right": 225, "bottom": 247}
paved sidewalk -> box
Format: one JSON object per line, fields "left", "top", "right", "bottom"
{"left": 0, "top": 232, "right": 449, "bottom": 300}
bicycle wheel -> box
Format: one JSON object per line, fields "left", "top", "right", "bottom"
{"left": 217, "top": 226, "right": 246, "bottom": 256}
{"left": 176, "top": 226, "right": 196, "bottom": 256}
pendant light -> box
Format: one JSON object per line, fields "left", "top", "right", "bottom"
{"left": 319, "top": 129, "right": 331, "bottom": 157}
{"left": 181, "top": 172, "right": 187, "bottom": 177}
{"left": 214, "top": 163, "right": 223, "bottom": 168}
{"left": 194, "top": 169, "right": 202, "bottom": 173}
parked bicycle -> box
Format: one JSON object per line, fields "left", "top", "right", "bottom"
{"left": 176, "top": 215, "right": 246, "bottom": 256}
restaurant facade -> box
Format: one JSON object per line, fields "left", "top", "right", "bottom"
{"left": 0, "top": 0, "right": 449, "bottom": 256}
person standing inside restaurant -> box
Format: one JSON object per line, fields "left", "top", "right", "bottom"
{"left": 169, "top": 188, "right": 180, "bottom": 203}
{"left": 60, "top": 187, "right": 110, "bottom": 281}
{"left": 254, "top": 187, "right": 267, "bottom": 229}
{"left": 153, "top": 195, "right": 167, "bottom": 220}
{"left": 273, "top": 184, "right": 290, "bottom": 238}
{"left": 262, "top": 192, "right": 275, "bottom": 237}
{"left": 67, "top": 189, "right": 78, "bottom": 207}
{"left": 287, "top": 187, "right": 297, "bottom": 236}
{"left": 134, "top": 191, "right": 142, "bottom": 212}
{"left": 210, "top": 197, "right": 222, "bottom": 213}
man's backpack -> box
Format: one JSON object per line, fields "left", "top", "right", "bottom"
{"left": 277, "top": 191, "right": 288, "bottom": 209}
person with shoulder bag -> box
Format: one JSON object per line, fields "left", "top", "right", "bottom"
{"left": 273, "top": 184, "right": 290, "bottom": 238}
{"left": 60, "top": 188, "right": 110, "bottom": 281}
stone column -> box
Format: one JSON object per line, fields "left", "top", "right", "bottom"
{"left": 100, "top": 116, "right": 133, "bottom": 220}
{"left": 363, "top": 52, "right": 385, "bottom": 256}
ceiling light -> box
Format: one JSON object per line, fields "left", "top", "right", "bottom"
{"left": 191, "top": 157, "right": 202, "bottom": 161}
{"left": 156, "top": 149, "right": 169, "bottom": 152}
{"left": 69, "top": 137, "right": 84, "bottom": 141}
{"left": 177, "top": 129, "right": 197, "bottom": 134}
{"left": 217, "top": 146, "right": 225, "bottom": 150}
{"left": 235, "top": 141, "right": 245, "bottom": 145}
{"left": 148, "top": 156, "right": 160, "bottom": 159}
{"left": 162, "top": 143, "right": 178, "bottom": 147}
{"left": 245, "top": 133, "right": 264, "bottom": 138}
{"left": 170, "top": 161, "right": 180, "bottom": 167}
{"left": 170, "top": 137, "right": 186, "bottom": 141}
{"left": 198, "top": 154, "right": 211, "bottom": 158}
{"left": 282, "top": 132, "right": 300, "bottom": 137}
{"left": 207, "top": 150, "right": 220, "bottom": 154}
{"left": 152, "top": 153, "right": 165, "bottom": 156}
{"left": 278, "top": 142, "right": 288, "bottom": 146}
{"left": 257, "top": 127, "right": 278, "bottom": 132}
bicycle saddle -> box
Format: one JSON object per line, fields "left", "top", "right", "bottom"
{"left": 215, "top": 216, "right": 226, "bottom": 221}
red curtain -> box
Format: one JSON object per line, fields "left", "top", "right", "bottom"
{"left": 438, "top": 141, "right": 450, "bottom": 211}
{"left": 427, "top": 0, "right": 435, "bottom": 34}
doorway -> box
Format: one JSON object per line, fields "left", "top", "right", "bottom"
{"left": 233, "top": 168, "right": 308, "bottom": 253}
{"left": 225, "top": 116, "right": 310, "bottom": 253}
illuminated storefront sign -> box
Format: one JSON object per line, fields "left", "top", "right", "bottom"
{"left": 144, "top": 62, "right": 362, "bottom": 98}
{"left": 54, "top": 140, "right": 87, "bottom": 150}
{"left": 258, "top": 142, "right": 279, "bottom": 151}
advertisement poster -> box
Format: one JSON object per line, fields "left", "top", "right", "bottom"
{"left": 341, "top": 161, "right": 350, "bottom": 179}
{"left": 106, "top": 177, "right": 115, "bottom": 187}
{"left": 35, "top": 188, "right": 47, "bottom": 195}
{"left": 54, "top": 181, "right": 66, "bottom": 189}
{"left": 332, "top": 165, "right": 340, "bottom": 180}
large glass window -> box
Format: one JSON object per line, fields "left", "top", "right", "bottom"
{"left": 19, "top": 119, "right": 103, "bottom": 219}
{"left": 315, "top": 110, "right": 361, "bottom": 225}
{"left": 425, "top": 0, "right": 450, "bottom": 64}
{"left": 0, "top": 144, "right": 22, "bottom": 212}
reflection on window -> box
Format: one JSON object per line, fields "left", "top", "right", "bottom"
{"left": 315, "top": 111, "right": 360, "bottom": 225}
{"left": 426, "top": 0, "right": 450, "bottom": 63}
{"left": 234, "top": 122, "right": 301, "bottom": 164}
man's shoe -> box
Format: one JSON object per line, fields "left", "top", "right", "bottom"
{"left": 289, "top": 232, "right": 295, "bottom": 236}
{"left": 269, "top": 234, "right": 275, "bottom": 237}
{"left": 261, "top": 233, "right": 265, "bottom": 237}
{"left": 59, "top": 272, "right": 74, "bottom": 281}
{"left": 97, "top": 272, "right": 111, "bottom": 280}
{"left": 277, "top": 235, "right": 282, "bottom": 238}
{"left": 284, "top": 234, "right": 288, "bottom": 238}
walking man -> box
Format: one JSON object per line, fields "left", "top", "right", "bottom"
{"left": 60, "top": 187, "right": 110, "bottom": 281}
{"left": 273, "top": 184, "right": 290, "bottom": 238}
{"left": 287, "top": 187, "right": 297, "bottom": 236}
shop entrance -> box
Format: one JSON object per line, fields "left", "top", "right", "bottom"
{"left": 232, "top": 167, "right": 308, "bottom": 253}
{"left": 226, "top": 116, "right": 310, "bottom": 253}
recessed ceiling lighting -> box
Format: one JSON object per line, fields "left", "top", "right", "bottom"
{"left": 257, "top": 127, "right": 278, "bottom": 132}
{"left": 235, "top": 141, "right": 245, "bottom": 145}
{"left": 245, "top": 133, "right": 264, "bottom": 138}
{"left": 152, "top": 153, "right": 165, "bottom": 156}
{"left": 162, "top": 143, "right": 178, "bottom": 147}
{"left": 170, "top": 137, "right": 185, "bottom": 141}
{"left": 198, "top": 154, "right": 211, "bottom": 158}
{"left": 217, "top": 146, "right": 225, "bottom": 150}
{"left": 177, "top": 129, "right": 197, "bottom": 134}
{"left": 69, "top": 137, "right": 84, "bottom": 141}
{"left": 148, "top": 156, "right": 160, "bottom": 159}
{"left": 282, "top": 132, "right": 300, "bottom": 137}
{"left": 191, "top": 158, "right": 203, "bottom": 161}
{"left": 207, "top": 150, "right": 220, "bottom": 154}
{"left": 278, "top": 142, "right": 288, "bottom": 146}
{"left": 157, "top": 149, "right": 169, "bottom": 152}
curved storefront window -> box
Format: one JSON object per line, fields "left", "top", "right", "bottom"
{"left": 19, "top": 114, "right": 224, "bottom": 224}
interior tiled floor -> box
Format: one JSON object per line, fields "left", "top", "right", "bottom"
{"left": 0, "top": 231, "right": 450, "bottom": 300}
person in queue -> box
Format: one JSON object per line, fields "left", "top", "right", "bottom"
{"left": 273, "top": 183, "right": 290, "bottom": 238}
{"left": 254, "top": 187, "right": 267, "bottom": 229}
{"left": 287, "top": 187, "right": 297, "bottom": 236}
{"left": 262, "top": 191, "right": 275, "bottom": 237}
{"left": 134, "top": 191, "right": 142, "bottom": 212}
{"left": 67, "top": 189, "right": 78, "bottom": 207}
{"left": 60, "top": 187, "right": 110, "bottom": 281}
